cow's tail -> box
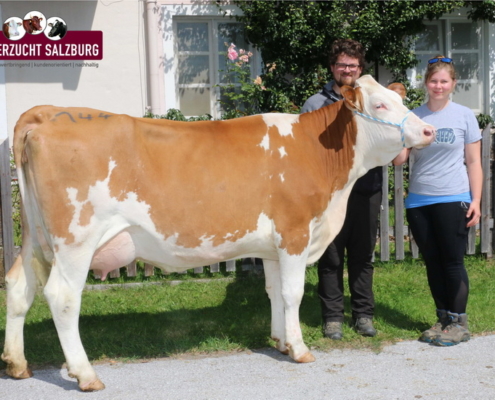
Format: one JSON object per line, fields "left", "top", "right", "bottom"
{"left": 13, "top": 106, "right": 53, "bottom": 285}
{"left": 13, "top": 106, "right": 48, "bottom": 203}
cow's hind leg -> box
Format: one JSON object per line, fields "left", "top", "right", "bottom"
{"left": 263, "top": 259, "right": 288, "bottom": 355}
{"left": 279, "top": 253, "right": 315, "bottom": 363}
{"left": 43, "top": 254, "right": 105, "bottom": 391}
{"left": 2, "top": 252, "right": 37, "bottom": 379}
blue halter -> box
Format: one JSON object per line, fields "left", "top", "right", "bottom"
{"left": 353, "top": 110, "right": 412, "bottom": 148}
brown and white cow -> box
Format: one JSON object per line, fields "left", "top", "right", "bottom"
{"left": 3, "top": 20, "right": 22, "bottom": 39}
{"left": 2, "top": 75, "right": 435, "bottom": 391}
{"left": 23, "top": 15, "right": 43, "bottom": 34}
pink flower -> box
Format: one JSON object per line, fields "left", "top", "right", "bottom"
{"left": 228, "top": 49, "right": 238, "bottom": 61}
{"left": 227, "top": 43, "right": 238, "bottom": 61}
{"left": 239, "top": 55, "right": 249, "bottom": 63}
{"left": 254, "top": 76, "right": 262, "bottom": 85}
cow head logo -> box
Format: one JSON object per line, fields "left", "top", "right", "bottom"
{"left": 2, "top": 17, "right": 24, "bottom": 41}
{"left": 44, "top": 17, "right": 68, "bottom": 41}
{"left": 22, "top": 11, "right": 46, "bottom": 35}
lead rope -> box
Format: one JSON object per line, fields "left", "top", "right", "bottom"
{"left": 353, "top": 110, "right": 412, "bottom": 148}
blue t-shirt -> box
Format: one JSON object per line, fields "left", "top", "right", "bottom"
{"left": 405, "top": 101, "right": 481, "bottom": 209}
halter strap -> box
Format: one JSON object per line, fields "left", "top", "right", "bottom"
{"left": 353, "top": 110, "right": 412, "bottom": 148}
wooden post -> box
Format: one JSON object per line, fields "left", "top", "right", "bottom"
{"left": 127, "top": 260, "right": 137, "bottom": 277}
{"left": 209, "top": 263, "right": 220, "bottom": 273}
{"left": 394, "top": 164, "right": 405, "bottom": 260}
{"left": 379, "top": 165, "right": 390, "bottom": 261}
{"left": 0, "top": 139, "right": 14, "bottom": 281}
{"left": 407, "top": 153, "right": 419, "bottom": 259}
{"left": 144, "top": 262, "right": 155, "bottom": 276}
{"left": 481, "top": 124, "right": 492, "bottom": 257}
{"left": 225, "top": 260, "right": 236, "bottom": 272}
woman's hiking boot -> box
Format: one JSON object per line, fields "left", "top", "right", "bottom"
{"left": 433, "top": 312, "right": 470, "bottom": 347}
{"left": 419, "top": 309, "right": 448, "bottom": 343}
{"left": 323, "top": 321, "right": 343, "bottom": 340}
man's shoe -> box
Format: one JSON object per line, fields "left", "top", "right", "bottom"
{"left": 323, "top": 321, "right": 343, "bottom": 340}
{"left": 354, "top": 317, "right": 377, "bottom": 337}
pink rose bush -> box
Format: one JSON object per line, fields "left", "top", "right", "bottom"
{"left": 220, "top": 42, "right": 293, "bottom": 118}
{"left": 220, "top": 42, "right": 265, "bottom": 118}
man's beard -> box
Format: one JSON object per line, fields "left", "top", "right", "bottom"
{"left": 336, "top": 75, "right": 356, "bottom": 87}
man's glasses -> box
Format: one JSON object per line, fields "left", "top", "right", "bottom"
{"left": 428, "top": 57, "right": 453, "bottom": 65}
{"left": 334, "top": 63, "right": 360, "bottom": 71}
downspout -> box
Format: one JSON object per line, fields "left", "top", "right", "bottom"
{"left": 145, "top": 0, "right": 165, "bottom": 115}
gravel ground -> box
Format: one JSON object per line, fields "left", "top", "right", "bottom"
{"left": 2, "top": 335, "right": 495, "bottom": 400}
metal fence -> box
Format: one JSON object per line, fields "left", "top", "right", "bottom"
{"left": 1, "top": 125, "right": 493, "bottom": 282}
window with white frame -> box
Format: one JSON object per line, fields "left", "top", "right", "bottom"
{"left": 413, "top": 18, "right": 483, "bottom": 114}
{"left": 175, "top": 19, "right": 256, "bottom": 119}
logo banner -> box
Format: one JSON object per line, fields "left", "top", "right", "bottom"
{"left": 0, "top": 31, "right": 103, "bottom": 60}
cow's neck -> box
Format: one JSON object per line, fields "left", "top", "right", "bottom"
{"left": 309, "top": 101, "right": 360, "bottom": 193}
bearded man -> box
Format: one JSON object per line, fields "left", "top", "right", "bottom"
{"left": 301, "top": 39, "right": 381, "bottom": 340}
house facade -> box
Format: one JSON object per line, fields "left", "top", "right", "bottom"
{"left": 1, "top": 0, "right": 494, "bottom": 145}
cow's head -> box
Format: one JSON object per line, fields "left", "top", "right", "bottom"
{"left": 9, "top": 20, "right": 21, "bottom": 36}
{"left": 341, "top": 75, "right": 435, "bottom": 164}
{"left": 29, "top": 16, "right": 43, "bottom": 31}
{"left": 48, "top": 20, "right": 65, "bottom": 37}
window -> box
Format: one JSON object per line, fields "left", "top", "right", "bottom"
{"left": 413, "top": 18, "right": 483, "bottom": 114}
{"left": 175, "top": 20, "right": 256, "bottom": 119}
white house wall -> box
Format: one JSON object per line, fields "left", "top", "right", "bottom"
{"left": 0, "top": 0, "right": 148, "bottom": 145}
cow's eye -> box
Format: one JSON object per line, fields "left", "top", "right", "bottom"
{"left": 375, "top": 103, "right": 386, "bottom": 110}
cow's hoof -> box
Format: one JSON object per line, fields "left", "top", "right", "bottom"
{"left": 6, "top": 365, "right": 33, "bottom": 379}
{"left": 79, "top": 378, "right": 106, "bottom": 392}
{"left": 294, "top": 352, "right": 316, "bottom": 363}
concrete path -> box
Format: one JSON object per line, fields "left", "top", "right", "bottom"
{"left": 1, "top": 335, "right": 495, "bottom": 399}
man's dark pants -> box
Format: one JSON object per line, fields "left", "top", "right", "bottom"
{"left": 317, "top": 190, "right": 382, "bottom": 323}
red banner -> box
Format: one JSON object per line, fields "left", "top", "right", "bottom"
{"left": 0, "top": 31, "right": 103, "bottom": 60}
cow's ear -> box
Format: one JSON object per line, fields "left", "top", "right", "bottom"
{"left": 341, "top": 85, "right": 363, "bottom": 113}
{"left": 387, "top": 82, "right": 406, "bottom": 99}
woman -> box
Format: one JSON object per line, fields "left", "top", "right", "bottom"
{"left": 393, "top": 56, "right": 482, "bottom": 346}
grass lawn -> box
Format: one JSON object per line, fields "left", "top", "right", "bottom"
{"left": 1, "top": 254, "right": 494, "bottom": 369}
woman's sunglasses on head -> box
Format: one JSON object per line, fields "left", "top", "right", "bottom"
{"left": 428, "top": 57, "right": 453, "bottom": 64}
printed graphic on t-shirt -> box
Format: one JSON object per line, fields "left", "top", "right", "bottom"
{"left": 435, "top": 128, "right": 455, "bottom": 144}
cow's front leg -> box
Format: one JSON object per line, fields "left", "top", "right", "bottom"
{"left": 2, "top": 253, "right": 37, "bottom": 380}
{"left": 43, "top": 257, "right": 105, "bottom": 392}
{"left": 263, "top": 259, "right": 288, "bottom": 355}
{"left": 279, "top": 253, "right": 315, "bottom": 363}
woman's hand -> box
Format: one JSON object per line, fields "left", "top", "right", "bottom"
{"left": 466, "top": 199, "right": 481, "bottom": 228}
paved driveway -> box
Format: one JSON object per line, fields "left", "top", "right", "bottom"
{"left": 1, "top": 335, "right": 495, "bottom": 399}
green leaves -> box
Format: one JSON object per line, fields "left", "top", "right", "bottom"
{"left": 228, "top": 0, "right": 491, "bottom": 108}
